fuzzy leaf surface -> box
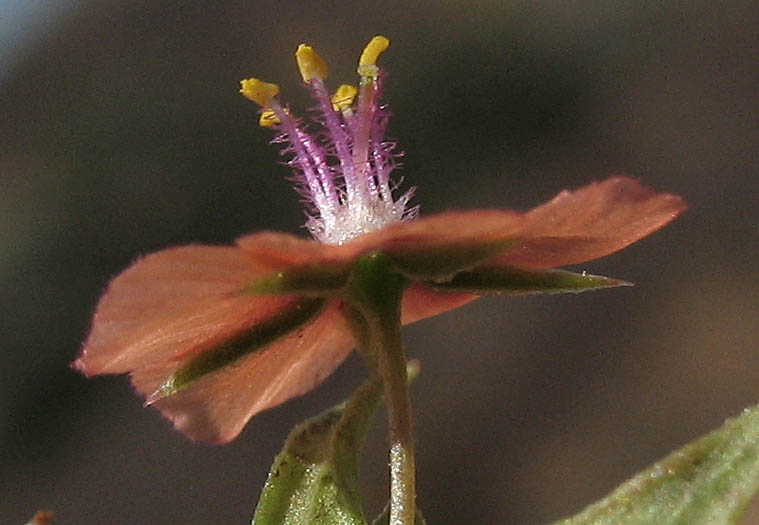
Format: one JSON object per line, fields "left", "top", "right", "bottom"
{"left": 252, "top": 362, "right": 420, "bottom": 525}
{"left": 556, "top": 403, "right": 759, "bottom": 524}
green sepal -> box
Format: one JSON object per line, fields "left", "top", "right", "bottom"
{"left": 386, "top": 239, "right": 516, "bottom": 281}
{"left": 150, "top": 298, "right": 325, "bottom": 401}
{"left": 556, "top": 402, "right": 759, "bottom": 524}
{"left": 252, "top": 361, "right": 421, "bottom": 525}
{"left": 243, "top": 264, "right": 351, "bottom": 296}
{"left": 371, "top": 502, "right": 428, "bottom": 525}
{"left": 346, "top": 252, "right": 408, "bottom": 319}
{"left": 428, "top": 265, "right": 630, "bottom": 296}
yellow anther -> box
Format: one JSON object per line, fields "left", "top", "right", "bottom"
{"left": 258, "top": 109, "right": 280, "bottom": 127}
{"left": 331, "top": 84, "right": 358, "bottom": 111}
{"left": 359, "top": 36, "right": 390, "bottom": 67}
{"left": 239, "top": 78, "right": 280, "bottom": 107}
{"left": 295, "top": 44, "right": 328, "bottom": 82}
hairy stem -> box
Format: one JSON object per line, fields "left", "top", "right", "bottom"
{"left": 346, "top": 252, "right": 415, "bottom": 525}
{"left": 375, "top": 309, "right": 415, "bottom": 525}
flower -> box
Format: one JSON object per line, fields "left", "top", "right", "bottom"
{"left": 74, "top": 37, "right": 686, "bottom": 443}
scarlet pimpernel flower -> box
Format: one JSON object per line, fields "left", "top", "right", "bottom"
{"left": 75, "top": 36, "right": 686, "bottom": 447}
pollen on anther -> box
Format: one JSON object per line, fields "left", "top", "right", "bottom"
{"left": 240, "top": 78, "right": 280, "bottom": 107}
{"left": 331, "top": 84, "right": 358, "bottom": 111}
{"left": 295, "top": 44, "right": 328, "bottom": 83}
{"left": 258, "top": 109, "right": 280, "bottom": 127}
{"left": 359, "top": 36, "right": 390, "bottom": 67}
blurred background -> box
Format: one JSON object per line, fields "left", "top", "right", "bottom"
{"left": 1, "top": 1, "right": 757, "bottom": 523}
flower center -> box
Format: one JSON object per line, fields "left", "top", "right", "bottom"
{"left": 240, "top": 36, "right": 416, "bottom": 245}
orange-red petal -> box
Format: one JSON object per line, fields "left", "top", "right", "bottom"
{"left": 400, "top": 283, "right": 477, "bottom": 325}
{"left": 237, "top": 211, "right": 526, "bottom": 275}
{"left": 75, "top": 245, "right": 299, "bottom": 375}
{"left": 130, "top": 302, "right": 354, "bottom": 443}
{"left": 371, "top": 209, "right": 522, "bottom": 249}
{"left": 492, "top": 176, "right": 687, "bottom": 268}
{"left": 236, "top": 231, "right": 363, "bottom": 267}
{"left": 236, "top": 178, "right": 684, "bottom": 278}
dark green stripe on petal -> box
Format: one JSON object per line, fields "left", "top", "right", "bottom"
{"left": 387, "top": 239, "right": 517, "bottom": 280}
{"left": 150, "top": 298, "right": 326, "bottom": 401}
{"left": 242, "top": 264, "right": 350, "bottom": 296}
{"left": 429, "top": 265, "right": 631, "bottom": 296}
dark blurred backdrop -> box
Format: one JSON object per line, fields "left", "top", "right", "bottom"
{"left": 1, "top": 1, "right": 758, "bottom": 523}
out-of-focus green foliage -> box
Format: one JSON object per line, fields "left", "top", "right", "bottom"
{"left": 557, "top": 403, "right": 759, "bottom": 524}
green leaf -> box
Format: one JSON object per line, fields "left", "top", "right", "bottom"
{"left": 556, "top": 402, "right": 759, "bottom": 524}
{"left": 428, "top": 265, "right": 630, "bottom": 296}
{"left": 252, "top": 361, "right": 421, "bottom": 525}
{"left": 371, "top": 502, "right": 428, "bottom": 525}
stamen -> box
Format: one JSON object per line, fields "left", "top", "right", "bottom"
{"left": 239, "top": 78, "right": 279, "bottom": 107}
{"left": 241, "top": 36, "right": 414, "bottom": 245}
{"left": 358, "top": 35, "right": 390, "bottom": 73}
{"left": 310, "top": 77, "right": 359, "bottom": 202}
{"left": 331, "top": 84, "right": 358, "bottom": 111}
{"left": 267, "top": 98, "right": 337, "bottom": 214}
{"left": 295, "top": 44, "right": 357, "bottom": 205}
{"left": 258, "top": 109, "right": 280, "bottom": 127}
{"left": 295, "top": 44, "right": 328, "bottom": 83}
{"left": 352, "top": 36, "right": 390, "bottom": 200}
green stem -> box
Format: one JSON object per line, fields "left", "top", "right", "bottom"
{"left": 376, "top": 308, "right": 415, "bottom": 525}
{"left": 346, "top": 252, "right": 415, "bottom": 525}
